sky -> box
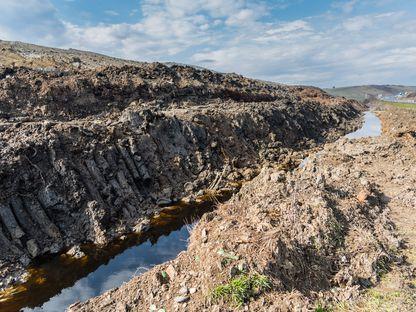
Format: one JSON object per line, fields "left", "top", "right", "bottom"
{"left": 0, "top": 0, "right": 415, "bottom": 87}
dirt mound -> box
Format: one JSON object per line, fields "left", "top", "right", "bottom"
{"left": 0, "top": 53, "right": 364, "bottom": 293}
{"left": 70, "top": 108, "right": 416, "bottom": 312}
{"left": 0, "top": 40, "right": 144, "bottom": 70}
{"left": 378, "top": 107, "right": 416, "bottom": 138}
{"left": 0, "top": 63, "right": 354, "bottom": 121}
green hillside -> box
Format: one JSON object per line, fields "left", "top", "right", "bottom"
{"left": 325, "top": 85, "right": 416, "bottom": 101}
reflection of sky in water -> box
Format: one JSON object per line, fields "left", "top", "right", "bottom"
{"left": 24, "top": 226, "right": 190, "bottom": 312}
{"left": 345, "top": 111, "right": 381, "bottom": 139}
{"left": 299, "top": 112, "right": 380, "bottom": 169}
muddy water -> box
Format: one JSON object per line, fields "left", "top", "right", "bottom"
{"left": 345, "top": 111, "right": 381, "bottom": 139}
{"left": 299, "top": 111, "right": 381, "bottom": 169}
{"left": 0, "top": 190, "right": 234, "bottom": 312}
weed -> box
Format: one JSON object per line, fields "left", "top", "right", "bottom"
{"left": 217, "top": 249, "right": 239, "bottom": 266}
{"left": 211, "top": 273, "right": 271, "bottom": 307}
{"left": 325, "top": 214, "right": 345, "bottom": 249}
{"left": 217, "top": 249, "right": 239, "bottom": 260}
{"left": 332, "top": 301, "right": 351, "bottom": 312}
{"left": 380, "top": 100, "right": 416, "bottom": 110}
{"left": 375, "top": 256, "right": 391, "bottom": 277}
{"left": 315, "top": 301, "right": 332, "bottom": 312}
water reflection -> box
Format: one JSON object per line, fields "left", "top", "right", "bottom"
{"left": 24, "top": 227, "right": 190, "bottom": 312}
{"left": 345, "top": 111, "right": 381, "bottom": 139}
{"left": 299, "top": 111, "right": 381, "bottom": 170}
{"left": 0, "top": 189, "right": 234, "bottom": 312}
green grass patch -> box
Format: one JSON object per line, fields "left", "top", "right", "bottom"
{"left": 211, "top": 273, "right": 271, "bottom": 307}
{"left": 380, "top": 100, "right": 416, "bottom": 109}
{"left": 363, "top": 289, "right": 404, "bottom": 311}
{"left": 314, "top": 300, "right": 333, "bottom": 312}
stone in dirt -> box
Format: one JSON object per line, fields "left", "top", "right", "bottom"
{"left": 178, "top": 286, "right": 188, "bottom": 295}
{"left": 66, "top": 245, "right": 86, "bottom": 259}
{"left": 174, "top": 296, "right": 190, "bottom": 303}
{"left": 165, "top": 264, "right": 177, "bottom": 281}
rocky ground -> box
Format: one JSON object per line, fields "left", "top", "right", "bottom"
{"left": 0, "top": 40, "right": 144, "bottom": 70}
{"left": 0, "top": 41, "right": 363, "bottom": 294}
{"left": 68, "top": 106, "right": 416, "bottom": 312}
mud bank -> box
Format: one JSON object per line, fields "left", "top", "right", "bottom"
{"left": 0, "top": 189, "right": 235, "bottom": 312}
{"left": 0, "top": 44, "right": 365, "bottom": 295}
{"left": 70, "top": 107, "right": 416, "bottom": 312}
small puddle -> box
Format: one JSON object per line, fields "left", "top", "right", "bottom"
{"left": 0, "top": 189, "right": 235, "bottom": 312}
{"left": 345, "top": 111, "right": 381, "bottom": 139}
{"left": 299, "top": 111, "right": 381, "bottom": 169}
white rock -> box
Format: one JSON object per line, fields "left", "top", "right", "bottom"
{"left": 178, "top": 286, "right": 188, "bottom": 295}
{"left": 174, "top": 296, "right": 189, "bottom": 303}
{"left": 189, "top": 287, "right": 197, "bottom": 294}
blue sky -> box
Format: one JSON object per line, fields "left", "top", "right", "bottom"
{"left": 0, "top": 0, "right": 415, "bottom": 87}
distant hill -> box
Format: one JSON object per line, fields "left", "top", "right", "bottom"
{"left": 0, "top": 40, "right": 146, "bottom": 70}
{"left": 325, "top": 85, "right": 416, "bottom": 102}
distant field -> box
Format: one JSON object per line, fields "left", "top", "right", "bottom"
{"left": 380, "top": 100, "right": 416, "bottom": 109}
{"left": 325, "top": 85, "right": 416, "bottom": 101}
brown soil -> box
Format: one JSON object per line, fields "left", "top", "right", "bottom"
{"left": 69, "top": 106, "right": 416, "bottom": 312}
{"left": 0, "top": 41, "right": 364, "bottom": 295}
{"left": 0, "top": 40, "right": 144, "bottom": 71}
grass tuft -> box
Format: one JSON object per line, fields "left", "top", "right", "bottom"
{"left": 211, "top": 273, "right": 271, "bottom": 307}
{"left": 380, "top": 100, "right": 416, "bottom": 110}
{"left": 315, "top": 301, "right": 332, "bottom": 312}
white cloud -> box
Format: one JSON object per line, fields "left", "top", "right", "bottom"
{"left": 266, "top": 20, "right": 312, "bottom": 35}
{"left": 129, "top": 9, "right": 139, "bottom": 17}
{"left": 60, "top": 0, "right": 266, "bottom": 61}
{"left": 343, "top": 11, "right": 404, "bottom": 31}
{"left": 141, "top": 0, "right": 249, "bottom": 19}
{"left": 342, "top": 15, "right": 373, "bottom": 31}
{"left": 0, "top": 0, "right": 66, "bottom": 45}
{"left": 225, "top": 9, "right": 257, "bottom": 26}
{"left": 255, "top": 20, "right": 313, "bottom": 42}
{"left": 0, "top": 0, "right": 415, "bottom": 87}
{"left": 192, "top": 11, "right": 416, "bottom": 87}
{"left": 104, "top": 10, "right": 119, "bottom": 16}
{"left": 332, "top": 0, "right": 358, "bottom": 13}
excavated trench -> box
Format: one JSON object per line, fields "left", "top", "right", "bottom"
{"left": 0, "top": 62, "right": 367, "bottom": 312}
{"left": 0, "top": 112, "right": 381, "bottom": 312}
{"left": 345, "top": 111, "right": 381, "bottom": 139}
{"left": 299, "top": 111, "right": 381, "bottom": 169}
{"left": 0, "top": 190, "right": 235, "bottom": 312}
{"left": 0, "top": 114, "right": 364, "bottom": 311}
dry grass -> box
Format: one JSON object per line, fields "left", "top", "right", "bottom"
{"left": 211, "top": 273, "right": 271, "bottom": 307}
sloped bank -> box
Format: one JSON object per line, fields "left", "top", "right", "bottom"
{"left": 0, "top": 189, "right": 234, "bottom": 311}
{"left": 0, "top": 62, "right": 363, "bottom": 293}
{"left": 69, "top": 108, "right": 415, "bottom": 312}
